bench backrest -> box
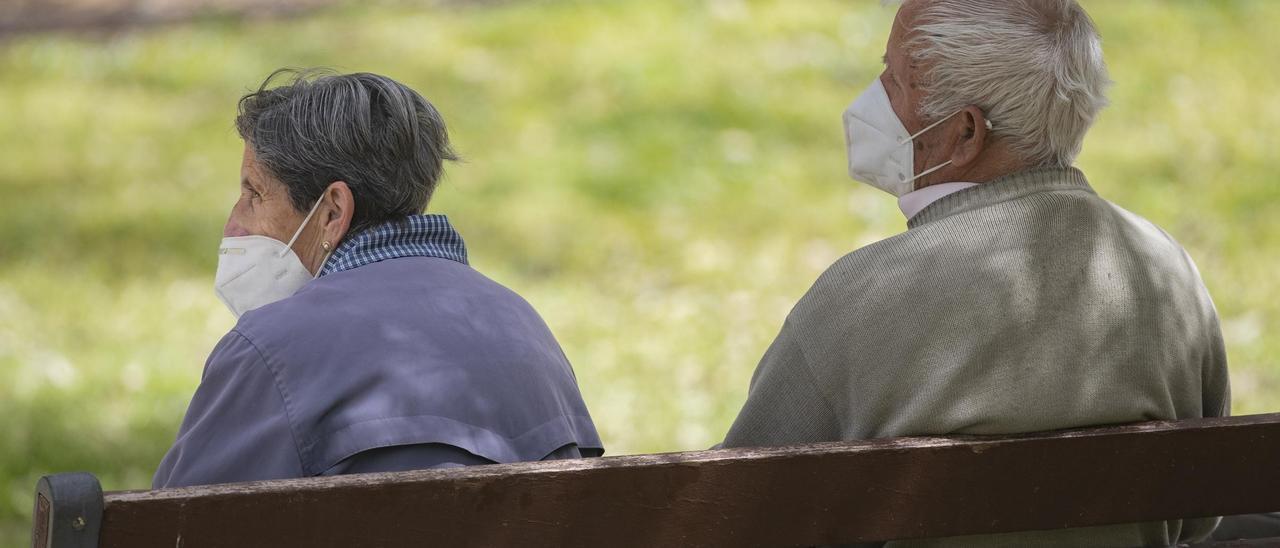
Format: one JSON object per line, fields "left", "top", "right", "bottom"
{"left": 33, "top": 413, "right": 1280, "bottom": 547}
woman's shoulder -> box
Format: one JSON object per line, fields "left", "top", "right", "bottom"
{"left": 312, "top": 255, "right": 525, "bottom": 304}
{"left": 223, "top": 256, "right": 596, "bottom": 475}
{"left": 234, "top": 255, "right": 550, "bottom": 360}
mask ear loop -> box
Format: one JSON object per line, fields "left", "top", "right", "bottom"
{"left": 308, "top": 250, "right": 330, "bottom": 277}
{"left": 900, "top": 111, "right": 994, "bottom": 145}
{"left": 906, "top": 159, "right": 954, "bottom": 184}
{"left": 280, "top": 197, "right": 327, "bottom": 258}
{"left": 899, "top": 110, "right": 961, "bottom": 146}
{"left": 901, "top": 114, "right": 997, "bottom": 184}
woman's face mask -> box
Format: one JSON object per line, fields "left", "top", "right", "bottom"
{"left": 213, "top": 197, "right": 328, "bottom": 318}
{"left": 842, "top": 78, "right": 976, "bottom": 197}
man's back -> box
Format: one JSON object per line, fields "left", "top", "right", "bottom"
{"left": 724, "top": 167, "right": 1229, "bottom": 546}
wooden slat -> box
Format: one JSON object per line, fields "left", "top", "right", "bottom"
{"left": 98, "top": 413, "right": 1280, "bottom": 547}
{"left": 1196, "top": 540, "right": 1280, "bottom": 547}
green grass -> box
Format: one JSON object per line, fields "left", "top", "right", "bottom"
{"left": 2, "top": 0, "right": 1279, "bottom": 542}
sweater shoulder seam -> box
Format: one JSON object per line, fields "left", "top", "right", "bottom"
{"left": 787, "top": 331, "right": 845, "bottom": 436}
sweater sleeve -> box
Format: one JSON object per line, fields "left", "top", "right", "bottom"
{"left": 152, "top": 330, "right": 305, "bottom": 488}
{"left": 1202, "top": 311, "right": 1231, "bottom": 418}
{"left": 722, "top": 323, "right": 842, "bottom": 448}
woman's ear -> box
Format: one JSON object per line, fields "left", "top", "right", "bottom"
{"left": 320, "top": 181, "right": 355, "bottom": 249}
{"left": 950, "top": 106, "right": 990, "bottom": 168}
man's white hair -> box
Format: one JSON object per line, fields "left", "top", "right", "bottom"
{"left": 895, "top": 0, "right": 1112, "bottom": 167}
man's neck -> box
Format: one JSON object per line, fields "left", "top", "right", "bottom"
{"left": 913, "top": 150, "right": 1030, "bottom": 191}
{"left": 899, "top": 182, "right": 980, "bottom": 220}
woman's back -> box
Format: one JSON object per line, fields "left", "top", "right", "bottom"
{"left": 155, "top": 230, "right": 602, "bottom": 488}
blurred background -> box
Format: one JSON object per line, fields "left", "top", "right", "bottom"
{"left": 1, "top": 0, "right": 1277, "bottom": 542}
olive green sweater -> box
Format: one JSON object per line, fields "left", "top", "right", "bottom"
{"left": 723, "top": 167, "right": 1230, "bottom": 547}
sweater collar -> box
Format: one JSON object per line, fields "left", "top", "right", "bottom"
{"left": 318, "top": 214, "right": 469, "bottom": 277}
{"left": 907, "top": 167, "right": 1095, "bottom": 229}
{"left": 899, "top": 182, "right": 980, "bottom": 220}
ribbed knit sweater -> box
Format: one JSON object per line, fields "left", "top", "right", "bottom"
{"left": 723, "top": 167, "right": 1230, "bottom": 547}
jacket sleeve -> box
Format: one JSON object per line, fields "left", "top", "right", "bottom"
{"left": 322, "top": 443, "right": 496, "bottom": 475}
{"left": 722, "top": 322, "right": 842, "bottom": 448}
{"left": 152, "top": 330, "right": 305, "bottom": 488}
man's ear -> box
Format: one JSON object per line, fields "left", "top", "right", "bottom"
{"left": 950, "top": 106, "right": 991, "bottom": 168}
{"left": 320, "top": 181, "right": 355, "bottom": 248}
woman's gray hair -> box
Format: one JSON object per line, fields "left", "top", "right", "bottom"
{"left": 898, "top": 0, "right": 1111, "bottom": 167}
{"left": 236, "top": 68, "right": 459, "bottom": 234}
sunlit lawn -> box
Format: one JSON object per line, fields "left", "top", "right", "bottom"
{"left": 2, "top": 0, "right": 1278, "bottom": 542}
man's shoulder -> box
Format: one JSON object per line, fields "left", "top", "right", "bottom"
{"left": 787, "top": 187, "right": 1195, "bottom": 331}
{"left": 798, "top": 225, "right": 968, "bottom": 314}
{"left": 1099, "top": 199, "right": 1190, "bottom": 255}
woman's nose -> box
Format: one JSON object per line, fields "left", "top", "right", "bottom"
{"left": 223, "top": 217, "right": 251, "bottom": 238}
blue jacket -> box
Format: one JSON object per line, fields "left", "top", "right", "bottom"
{"left": 154, "top": 255, "right": 603, "bottom": 488}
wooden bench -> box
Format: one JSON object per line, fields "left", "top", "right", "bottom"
{"left": 31, "top": 413, "right": 1280, "bottom": 547}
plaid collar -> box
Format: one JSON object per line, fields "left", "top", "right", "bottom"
{"left": 318, "top": 214, "right": 469, "bottom": 277}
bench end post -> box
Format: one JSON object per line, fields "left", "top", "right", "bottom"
{"left": 32, "top": 473, "right": 103, "bottom": 548}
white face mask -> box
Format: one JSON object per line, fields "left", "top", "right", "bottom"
{"left": 843, "top": 78, "right": 971, "bottom": 197}
{"left": 214, "top": 197, "right": 327, "bottom": 318}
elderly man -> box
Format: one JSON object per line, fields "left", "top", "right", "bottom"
{"left": 723, "top": 1, "right": 1229, "bottom": 545}
{"left": 154, "top": 69, "right": 602, "bottom": 488}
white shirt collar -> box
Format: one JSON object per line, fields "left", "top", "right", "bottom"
{"left": 898, "top": 182, "right": 980, "bottom": 220}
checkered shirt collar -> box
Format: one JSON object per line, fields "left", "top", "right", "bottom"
{"left": 318, "top": 214, "right": 469, "bottom": 277}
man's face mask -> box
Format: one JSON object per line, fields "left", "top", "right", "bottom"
{"left": 213, "top": 197, "right": 328, "bottom": 318}
{"left": 843, "top": 78, "right": 986, "bottom": 196}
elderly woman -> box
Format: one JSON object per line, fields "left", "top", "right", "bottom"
{"left": 153, "top": 69, "right": 602, "bottom": 488}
